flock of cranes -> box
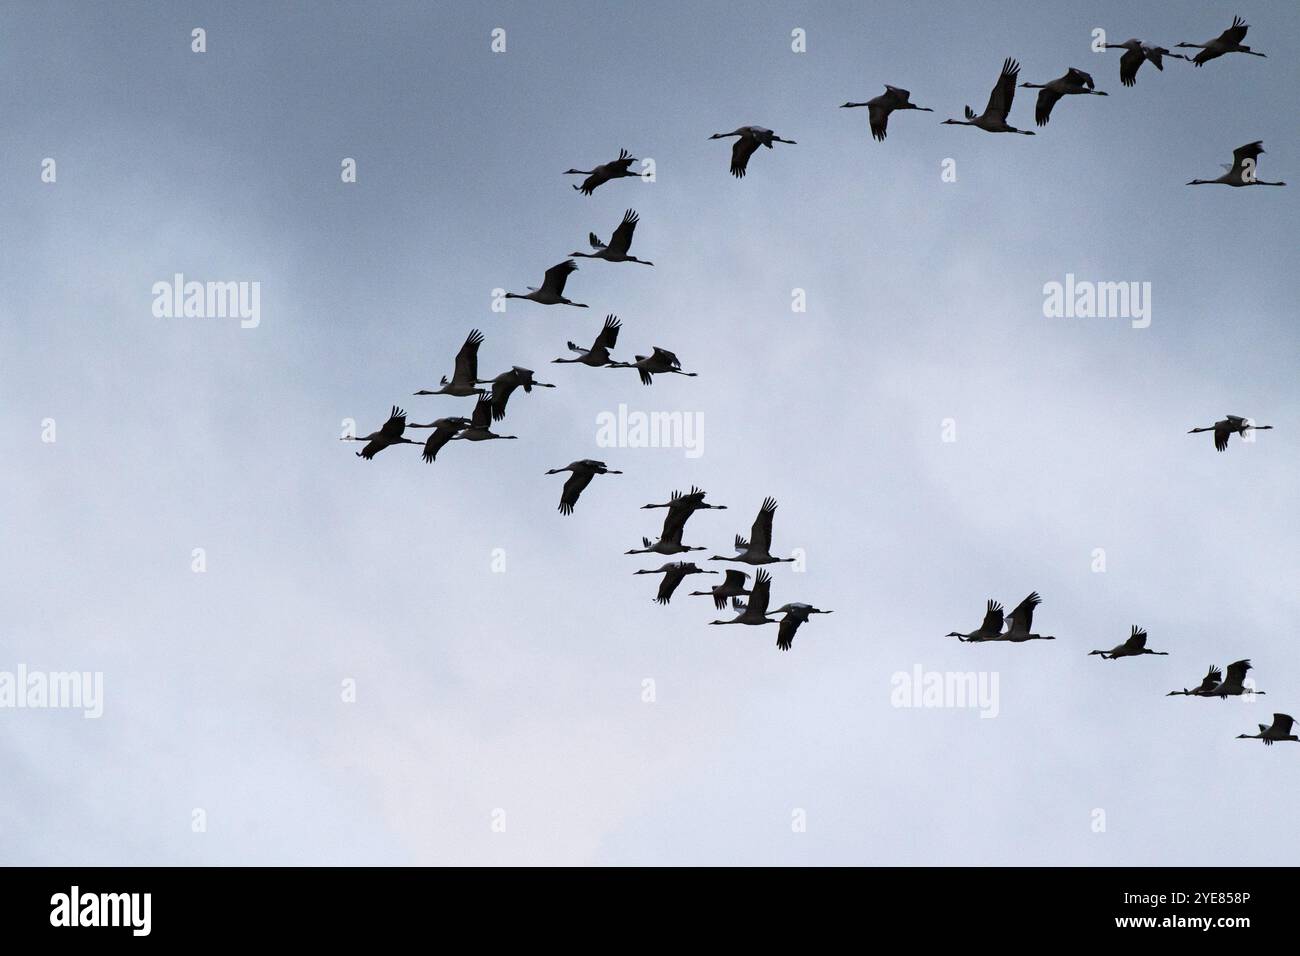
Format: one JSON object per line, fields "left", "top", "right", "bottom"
{"left": 342, "top": 14, "right": 1284, "bottom": 672}
{"left": 945, "top": 595, "right": 1290, "bottom": 745}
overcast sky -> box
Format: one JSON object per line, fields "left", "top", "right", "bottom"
{"left": 3, "top": 0, "right": 1298, "bottom": 864}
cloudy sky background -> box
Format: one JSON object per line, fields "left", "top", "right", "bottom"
{"left": 3, "top": 0, "right": 1298, "bottom": 864}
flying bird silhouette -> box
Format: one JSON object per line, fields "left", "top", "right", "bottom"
{"left": 996, "top": 592, "right": 1056, "bottom": 642}
{"left": 553, "top": 315, "right": 623, "bottom": 368}
{"left": 545, "top": 460, "right": 621, "bottom": 515}
{"left": 565, "top": 148, "right": 639, "bottom": 195}
{"left": 947, "top": 600, "right": 1005, "bottom": 642}
{"left": 689, "top": 568, "right": 752, "bottom": 610}
{"left": 634, "top": 562, "right": 716, "bottom": 605}
{"left": 571, "top": 209, "right": 653, "bottom": 266}
{"left": 1187, "top": 143, "right": 1285, "bottom": 187}
{"left": 1187, "top": 415, "right": 1273, "bottom": 451}
{"left": 342, "top": 406, "right": 419, "bottom": 459}
{"left": 1167, "top": 665, "right": 1223, "bottom": 697}
{"left": 709, "top": 569, "right": 778, "bottom": 626}
{"left": 407, "top": 415, "right": 470, "bottom": 463}
{"left": 1020, "top": 68, "right": 1106, "bottom": 126}
{"left": 505, "top": 261, "right": 589, "bottom": 307}
{"left": 1237, "top": 713, "right": 1297, "bottom": 746}
{"left": 943, "top": 58, "right": 1034, "bottom": 134}
{"left": 415, "top": 329, "right": 488, "bottom": 397}
{"left": 487, "top": 366, "right": 555, "bottom": 421}
{"left": 1206, "top": 659, "right": 1264, "bottom": 699}
{"left": 840, "top": 85, "right": 932, "bottom": 141}
{"left": 1103, "top": 39, "right": 1188, "bottom": 87}
{"left": 709, "top": 126, "right": 796, "bottom": 178}
{"left": 451, "top": 393, "right": 518, "bottom": 443}
{"left": 768, "top": 603, "right": 833, "bottom": 651}
{"left": 710, "top": 497, "right": 795, "bottom": 566}
{"left": 1089, "top": 626, "right": 1168, "bottom": 659}
{"left": 610, "top": 346, "right": 697, "bottom": 386}
{"left": 1177, "top": 16, "right": 1266, "bottom": 66}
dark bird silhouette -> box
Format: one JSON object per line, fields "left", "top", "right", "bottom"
{"left": 625, "top": 526, "right": 705, "bottom": 557}
{"left": 689, "top": 568, "right": 752, "bottom": 610}
{"left": 627, "top": 486, "right": 724, "bottom": 555}
{"left": 709, "top": 569, "right": 777, "bottom": 626}
{"left": 641, "top": 485, "right": 727, "bottom": 521}
{"left": 1208, "top": 659, "right": 1264, "bottom": 699}
{"left": 487, "top": 366, "right": 555, "bottom": 421}
{"left": 610, "top": 346, "right": 697, "bottom": 386}
{"left": 571, "top": 209, "right": 653, "bottom": 266}
{"left": 1187, "top": 142, "right": 1285, "bottom": 187}
{"left": 545, "top": 459, "right": 621, "bottom": 515}
{"left": 1020, "top": 68, "right": 1106, "bottom": 126}
{"left": 1103, "top": 39, "right": 1188, "bottom": 87}
{"left": 710, "top": 497, "right": 795, "bottom": 566}
{"left": 565, "top": 148, "right": 639, "bottom": 195}
{"left": 709, "top": 126, "right": 796, "bottom": 178}
{"left": 407, "top": 416, "right": 470, "bottom": 463}
{"left": 840, "top": 85, "right": 932, "bottom": 141}
{"left": 342, "top": 406, "right": 419, "bottom": 459}
{"left": 554, "top": 314, "right": 622, "bottom": 368}
{"left": 452, "top": 393, "right": 518, "bottom": 442}
{"left": 415, "top": 329, "right": 488, "bottom": 397}
{"left": 505, "top": 261, "right": 589, "bottom": 307}
{"left": 1089, "top": 626, "right": 1168, "bottom": 659}
{"left": 942, "top": 58, "right": 1034, "bottom": 134}
{"left": 1188, "top": 414, "right": 1273, "bottom": 451}
{"left": 1178, "top": 16, "right": 1266, "bottom": 66}
{"left": 996, "top": 592, "right": 1056, "bottom": 642}
{"left": 1238, "top": 713, "right": 1297, "bottom": 746}
{"left": 768, "top": 603, "right": 833, "bottom": 651}
{"left": 1167, "top": 665, "right": 1223, "bottom": 697}
{"left": 947, "top": 600, "right": 1005, "bottom": 642}
{"left": 634, "top": 561, "right": 716, "bottom": 605}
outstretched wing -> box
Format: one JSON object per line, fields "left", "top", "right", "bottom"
{"left": 1119, "top": 47, "right": 1143, "bottom": 86}
{"left": 1007, "top": 592, "right": 1041, "bottom": 632}
{"left": 594, "top": 314, "right": 621, "bottom": 351}
{"left": 542, "top": 260, "right": 577, "bottom": 296}
{"left": 422, "top": 425, "right": 458, "bottom": 464}
{"left": 558, "top": 470, "right": 595, "bottom": 515}
{"left": 453, "top": 329, "right": 484, "bottom": 384}
{"left": 588, "top": 232, "right": 607, "bottom": 250}
{"left": 730, "top": 135, "right": 761, "bottom": 178}
{"left": 749, "top": 497, "right": 778, "bottom": 553}
{"left": 1034, "top": 86, "right": 1062, "bottom": 126}
{"left": 1213, "top": 420, "right": 1232, "bottom": 452}
{"left": 1219, "top": 16, "right": 1249, "bottom": 46}
{"left": 656, "top": 566, "right": 686, "bottom": 605}
{"left": 1231, "top": 141, "right": 1265, "bottom": 176}
{"left": 776, "top": 613, "right": 802, "bottom": 651}
{"left": 490, "top": 376, "right": 518, "bottom": 422}
{"left": 470, "top": 393, "right": 494, "bottom": 429}
{"left": 985, "top": 58, "right": 1020, "bottom": 122}
{"left": 749, "top": 568, "right": 772, "bottom": 617}
{"left": 1273, "top": 713, "right": 1296, "bottom": 736}
{"left": 379, "top": 406, "right": 406, "bottom": 441}
{"left": 608, "top": 209, "right": 639, "bottom": 256}
{"left": 1125, "top": 627, "right": 1148, "bottom": 652}
{"left": 980, "top": 600, "right": 1005, "bottom": 634}
{"left": 868, "top": 103, "right": 890, "bottom": 141}
{"left": 1225, "top": 659, "right": 1252, "bottom": 686}
{"left": 1198, "top": 665, "right": 1223, "bottom": 692}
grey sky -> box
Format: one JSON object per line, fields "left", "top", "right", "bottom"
{"left": 2, "top": 1, "right": 1298, "bottom": 864}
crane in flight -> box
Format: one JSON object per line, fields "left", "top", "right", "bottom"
{"left": 1177, "top": 16, "right": 1267, "bottom": 66}
{"left": 553, "top": 315, "right": 622, "bottom": 368}
{"left": 570, "top": 210, "right": 653, "bottom": 266}
{"left": 942, "top": 59, "right": 1035, "bottom": 134}
{"left": 840, "top": 85, "right": 932, "bottom": 141}
{"left": 545, "top": 460, "right": 621, "bottom": 515}
{"left": 1089, "top": 627, "right": 1168, "bottom": 660}
{"left": 342, "top": 406, "right": 419, "bottom": 459}
{"left": 708, "top": 126, "right": 796, "bottom": 178}
{"left": 505, "top": 261, "right": 589, "bottom": 307}
{"left": 1187, "top": 143, "right": 1286, "bottom": 187}
{"left": 1187, "top": 414, "right": 1274, "bottom": 451}
{"left": 565, "top": 148, "right": 639, "bottom": 195}
{"left": 1237, "top": 714, "right": 1297, "bottom": 746}
{"left": 634, "top": 562, "right": 716, "bottom": 605}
